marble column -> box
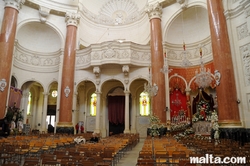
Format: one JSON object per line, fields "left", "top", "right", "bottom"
{"left": 124, "top": 91, "right": 130, "bottom": 133}
{"left": 32, "top": 96, "right": 39, "bottom": 129}
{"left": 130, "top": 95, "right": 137, "bottom": 133}
{"left": 41, "top": 92, "right": 49, "bottom": 132}
{"left": 94, "top": 91, "right": 101, "bottom": 134}
{"left": 0, "top": 0, "right": 24, "bottom": 118}
{"left": 185, "top": 88, "right": 191, "bottom": 123}
{"left": 146, "top": 3, "right": 166, "bottom": 123}
{"left": 57, "top": 12, "right": 80, "bottom": 134}
{"left": 21, "top": 91, "right": 29, "bottom": 124}
{"left": 207, "top": 0, "right": 241, "bottom": 127}
{"left": 101, "top": 96, "right": 107, "bottom": 137}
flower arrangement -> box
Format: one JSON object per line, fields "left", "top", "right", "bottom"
{"left": 210, "top": 110, "right": 220, "bottom": 140}
{"left": 148, "top": 114, "right": 165, "bottom": 137}
{"left": 192, "top": 100, "right": 211, "bottom": 122}
{"left": 170, "top": 121, "right": 190, "bottom": 132}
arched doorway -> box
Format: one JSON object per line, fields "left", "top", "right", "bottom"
{"left": 107, "top": 87, "right": 125, "bottom": 136}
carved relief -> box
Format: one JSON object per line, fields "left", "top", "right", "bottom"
{"left": 141, "top": 52, "right": 151, "bottom": 61}
{"left": 81, "top": 0, "right": 143, "bottom": 25}
{"left": 43, "top": 58, "right": 53, "bottom": 66}
{"left": 237, "top": 23, "right": 249, "bottom": 40}
{"left": 131, "top": 51, "right": 140, "bottom": 60}
{"left": 65, "top": 12, "right": 80, "bottom": 27}
{"left": 15, "top": 49, "right": 60, "bottom": 67}
{"left": 0, "top": 79, "right": 7, "bottom": 92}
{"left": 64, "top": 86, "right": 70, "bottom": 98}
{"left": 247, "top": 93, "right": 250, "bottom": 112}
{"left": 103, "top": 48, "right": 116, "bottom": 58}
{"left": 232, "top": 0, "right": 240, "bottom": 3}
{"left": 145, "top": 2, "right": 162, "bottom": 20}
{"left": 4, "top": 0, "right": 25, "bottom": 10}
{"left": 31, "top": 55, "right": 41, "bottom": 66}
{"left": 240, "top": 43, "right": 250, "bottom": 86}
{"left": 120, "top": 51, "right": 129, "bottom": 58}
{"left": 93, "top": 52, "right": 101, "bottom": 60}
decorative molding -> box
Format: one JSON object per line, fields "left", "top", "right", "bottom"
{"left": 39, "top": 6, "right": 50, "bottom": 23}
{"left": 75, "top": 42, "right": 151, "bottom": 69}
{"left": 4, "top": 0, "right": 25, "bottom": 11}
{"left": 145, "top": 2, "right": 162, "bottom": 20}
{"left": 64, "top": 86, "right": 70, "bottom": 97}
{"left": 0, "top": 79, "right": 7, "bottom": 92}
{"left": 93, "top": 66, "right": 100, "bottom": 77}
{"left": 237, "top": 22, "right": 249, "bottom": 40}
{"left": 65, "top": 12, "right": 80, "bottom": 27}
{"left": 122, "top": 65, "right": 129, "bottom": 76}
{"left": 214, "top": 70, "right": 221, "bottom": 86}
{"left": 245, "top": 5, "right": 250, "bottom": 18}
{"left": 80, "top": 0, "right": 144, "bottom": 26}
{"left": 240, "top": 43, "right": 250, "bottom": 86}
{"left": 177, "top": 0, "right": 188, "bottom": 9}
{"left": 14, "top": 42, "right": 61, "bottom": 72}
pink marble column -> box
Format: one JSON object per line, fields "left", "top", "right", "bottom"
{"left": 57, "top": 12, "right": 80, "bottom": 128}
{"left": 207, "top": 0, "right": 241, "bottom": 126}
{"left": 0, "top": 0, "right": 24, "bottom": 118}
{"left": 146, "top": 3, "right": 166, "bottom": 123}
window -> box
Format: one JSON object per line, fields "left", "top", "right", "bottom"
{"left": 27, "top": 92, "right": 31, "bottom": 115}
{"left": 90, "top": 93, "right": 97, "bottom": 116}
{"left": 140, "top": 92, "right": 150, "bottom": 116}
{"left": 51, "top": 90, "right": 58, "bottom": 97}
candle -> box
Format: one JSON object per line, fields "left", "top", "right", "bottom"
{"left": 183, "top": 42, "right": 186, "bottom": 51}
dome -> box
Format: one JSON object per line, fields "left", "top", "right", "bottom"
{"left": 166, "top": 6, "right": 210, "bottom": 45}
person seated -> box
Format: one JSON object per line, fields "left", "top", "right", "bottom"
{"left": 90, "top": 133, "right": 99, "bottom": 143}
{"left": 74, "top": 136, "right": 86, "bottom": 144}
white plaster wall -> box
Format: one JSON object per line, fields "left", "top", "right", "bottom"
{"left": 78, "top": 15, "right": 150, "bottom": 46}
{"left": 0, "top": 1, "right": 4, "bottom": 28}
{"left": 224, "top": 0, "right": 250, "bottom": 128}
{"left": 17, "top": 5, "right": 66, "bottom": 49}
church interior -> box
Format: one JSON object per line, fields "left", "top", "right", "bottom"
{"left": 0, "top": 0, "right": 250, "bottom": 165}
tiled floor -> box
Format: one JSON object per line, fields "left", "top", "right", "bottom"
{"left": 117, "top": 139, "right": 144, "bottom": 166}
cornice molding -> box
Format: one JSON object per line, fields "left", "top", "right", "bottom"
{"left": 13, "top": 41, "right": 62, "bottom": 73}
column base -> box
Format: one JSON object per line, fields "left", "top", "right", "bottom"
{"left": 219, "top": 128, "right": 250, "bottom": 145}
{"left": 94, "top": 129, "right": 101, "bottom": 134}
{"left": 123, "top": 129, "right": 131, "bottom": 133}
{"left": 219, "top": 120, "right": 242, "bottom": 127}
{"left": 130, "top": 128, "right": 137, "bottom": 134}
{"left": 56, "top": 126, "right": 74, "bottom": 135}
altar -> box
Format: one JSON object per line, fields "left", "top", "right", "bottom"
{"left": 192, "top": 121, "right": 211, "bottom": 136}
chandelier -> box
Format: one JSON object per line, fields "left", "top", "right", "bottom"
{"left": 194, "top": 47, "right": 213, "bottom": 88}
{"left": 172, "top": 92, "right": 182, "bottom": 106}
{"left": 144, "top": 67, "right": 158, "bottom": 97}
{"left": 181, "top": 42, "right": 192, "bottom": 68}
{"left": 161, "top": 52, "right": 173, "bottom": 73}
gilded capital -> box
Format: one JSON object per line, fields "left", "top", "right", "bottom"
{"left": 65, "top": 12, "right": 80, "bottom": 27}
{"left": 4, "top": 0, "right": 25, "bottom": 11}
{"left": 145, "top": 2, "right": 162, "bottom": 20}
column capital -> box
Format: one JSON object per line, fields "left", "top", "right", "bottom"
{"left": 95, "top": 91, "right": 102, "bottom": 95}
{"left": 145, "top": 2, "right": 162, "bottom": 20}
{"left": 42, "top": 92, "right": 50, "bottom": 97}
{"left": 65, "top": 12, "right": 80, "bottom": 27}
{"left": 124, "top": 91, "right": 130, "bottom": 94}
{"left": 4, "top": 0, "right": 25, "bottom": 11}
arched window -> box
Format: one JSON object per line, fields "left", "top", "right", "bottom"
{"left": 140, "top": 92, "right": 150, "bottom": 116}
{"left": 90, "top": 93, "right": 97, "bottom": 116}
{"left": 27, "top": 92, "right": 31, "bottom": 115}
